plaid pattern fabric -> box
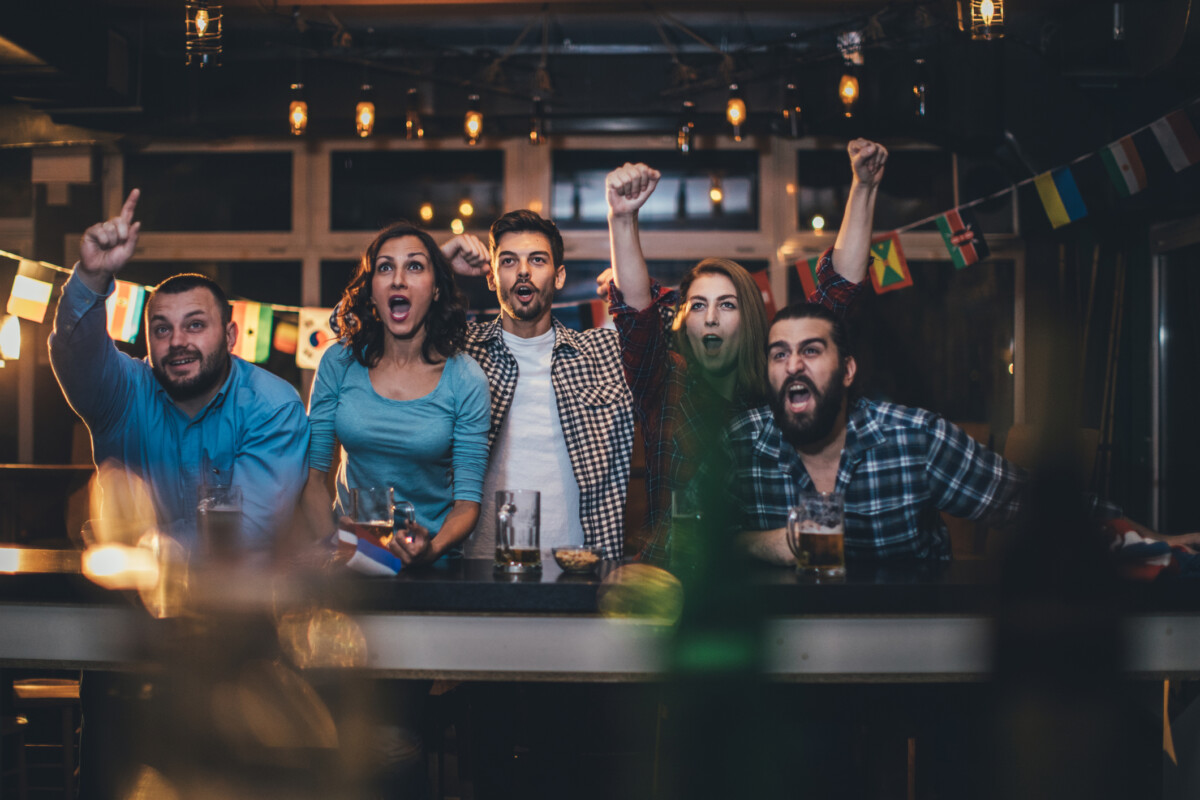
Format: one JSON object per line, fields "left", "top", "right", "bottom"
{"left": 464, "top": 316, "right": 633, "bottom": 559}
{"left": 728, "top": 398, "right": 1028, "bottom": 561}
{"left": 608, "top": 280, "right": 742, "bottom": 565}
{"left": 808, "top": 246, "right": 867, "bottom": 313}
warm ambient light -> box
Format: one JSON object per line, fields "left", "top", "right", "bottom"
{"left": 981, "top": 0, "right": 995, "bottom": 26}
{"left": 839, "top": 74, "right": 859, "bottom": 117}
{"left": 0, "top": 315, "right": 20, "bottom": 360}
{"left": 194, "top": 7, "right": 209, "bottom": 35}
{"left": 419, "top": 203, "right": 434, "bottom": 222}
{"left": 356, "top": 85, "right": 375, "bottom": 138}
{"left": 709, "top": 184, "right": 724, "bottom": 204}
{"left": 288, "top": 83, "right": 307, "bottom": 136}
{"left": 450, "top": 219, "right": 465, "bottom": 235}
{"left": 966, "top": 0, "right": 1004, "bottom": 39}
{"left": 0, "top": 548, "right": 18, "bottom": 573}
{"left": 725, "top": 84, "right": 746, "bottom": 142}
{"left": 811, "top": 215, "right": 826, "bottom": 232}
{"left": 185, "top": 2, "right": 221, "bottom": 67}
{"left": 677, "top": 100, "right": 695, "bottom": 155}
{"left": 464, "top": 95, "right": 483, "bottom": 145}
{"left": 781, "top": 82, "right": 802, "bottom": 138}
{"left": 458, "top": 200, "right": 474, "bottom": 218}
{"left": 405, "top": 88, "right": 424, "bottom": 140}
{"left": 529, "top": 97, "right": 546, "bottom": 146}
{"left": 82, "top": 544, "right": 159, "bottom": 590}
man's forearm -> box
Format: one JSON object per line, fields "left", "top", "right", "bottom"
{"left": 736, "top": 528, "right": 794, "bottom": 565}
{"left": 831, "top": 182, "right": 879, "bottom": 285}
{"left": 607, "top": 213, "right": 653, "bottom": 311}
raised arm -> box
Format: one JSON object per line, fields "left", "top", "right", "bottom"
{"left": 605, "top": 162, "right": 661, "bottom": 311}
{"left": 831, "top": 139, "right": 888, "bottom": 284}
{"left": 49, "top": 190, "right": 145, "bottom": 429}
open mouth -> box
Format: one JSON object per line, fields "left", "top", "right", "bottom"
{"left": 784, "top": 380, "right": 814, "bottom": 413}
{"left": 166, "top": 353, "right": 200, "bottom": 371}
{"left": 701, "top": 335, "right": 723, "bottom": 353}
{"left": 513, "top": 284, "right": 536, "bottom": 303}
{"left": 388, "top": 295, "right": 411, "bottom": 322}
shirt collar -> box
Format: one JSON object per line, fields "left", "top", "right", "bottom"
{"left": 481, "top": 314, "right": 579, "bottom": 354}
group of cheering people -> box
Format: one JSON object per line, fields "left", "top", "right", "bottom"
{"left": 50, "top": 137, "right": 1189, "bottom": 568}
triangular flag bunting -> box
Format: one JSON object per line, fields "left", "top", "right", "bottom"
{"left": 869, "top": 234, "right": 913, "bottom": 294}
{"left": 230, "top": 301, "right": 274, "bottom": 363}
{"left": 935, "top": 208, "right": 990, "bottom": 269}
{"left": 1099, "top": 136, "right": 1148, "bottom": 197}
{"left": 7, "top": 260, "right": 57, "bottom": 323}
{"left": 795, "top": 256, "right": 820, "bottom": 301}
{"left": 752, "top": 269, "right": 777, "bottom": 319}
{"left": 1034, "top": 167, "right": 1088, "bottom": 229}
{"left": 273, "top": 320, "right": 298, "bottom": 355}
{"left": 297, "top": 307, "right": 337, "bottom": 369}
{"left": 104, "top": 280, "right": 147, "bottom": 343}
{"left": 1150, "top": 110, "right": 1200, "bottom": 173}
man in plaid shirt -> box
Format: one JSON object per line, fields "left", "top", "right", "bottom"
{"left": 441, "top": 212, "right": 633, "bottom": 560}
{"left": 732, "top": 302, "right": 1028, "bottom": 562}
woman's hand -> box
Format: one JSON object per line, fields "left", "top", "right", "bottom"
{"left": 386, "top": 520, "right": 437, "bottom": 566}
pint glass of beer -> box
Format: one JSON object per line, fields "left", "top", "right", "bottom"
{"left": 349, "top": 487, "right": 397, "bottom": 542}
{"left": 494, "top": 489, "right": 541, "bottom": 574}
{"left": 786, "top": 492, "right": 845, "bottom": 578}
{"left": 197, "top": 484, "right": 243, "bottom": 561}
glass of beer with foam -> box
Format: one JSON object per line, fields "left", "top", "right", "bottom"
{"left": 786, "top": 492, "right": 845, "bottom": 579}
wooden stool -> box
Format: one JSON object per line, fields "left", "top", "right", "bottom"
{"left": 2, "top": 715, "right": 30, "bottom": 800}
{"left": 12, "top": 678, "right": 80, "bottom": 799}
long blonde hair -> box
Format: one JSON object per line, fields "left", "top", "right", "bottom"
{"left": 671, "top": 258, "right": 768, "bottom": 405}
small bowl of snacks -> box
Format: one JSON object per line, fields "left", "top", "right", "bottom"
{"left": 552, "top": 545, "right": 604, "bottom": 575}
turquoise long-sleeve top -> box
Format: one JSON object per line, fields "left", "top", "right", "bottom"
{"left": 307, "top": 344, "right": 491, "bottom": 539}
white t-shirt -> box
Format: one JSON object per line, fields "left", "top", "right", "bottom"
{"left": 467, "top": 327, "right": 586, "bottom": 557}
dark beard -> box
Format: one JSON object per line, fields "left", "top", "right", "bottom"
{"left": 500, "top": 281, "right": 551, "bottom": 322}
{"left": 771, "top": 362, "right": 847, "bottom": 448}
{"left": 152, "top": 346, "right": 230, "bottom": 403}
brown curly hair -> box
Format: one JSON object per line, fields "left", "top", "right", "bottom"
{"left": 334, "top": 222, "right": 467, "bottom": 367}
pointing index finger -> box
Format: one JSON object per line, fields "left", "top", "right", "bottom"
{"left": 120, "top": 189, "right": 140, "bottom": 225}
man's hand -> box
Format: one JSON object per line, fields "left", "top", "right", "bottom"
{"left": 848, "top": 139, "right": 888, "bottom": 191}
{"left": 441, "top": 233, "right": 490, "bottom": 278}
{"left": 595, "top": 267, "right": 615, "bottom": 298}
{"left": 606, "top": 162, "right": 661, "bottom": 218}
{"left": 78, "top": 189, "right": 141, "bottom": 292}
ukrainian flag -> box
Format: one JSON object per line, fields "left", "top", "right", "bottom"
{"left": 1034, "top": 167, "right": 1088, "bottom": 229}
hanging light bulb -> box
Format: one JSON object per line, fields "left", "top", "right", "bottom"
{"left": 459, "top": 199, "right": 475, "bottom": 218}
{"left": 355, "top": 84, "right": 375, "bottom": 137}
{"left": 811, "top": 214, "right": 826, "bottom": 233}
{"left": 912, "top": 59, "right": 929, "bottom": 119}
{"left": 0, "top": 315, "right": 20, "bottom": 361}
{"left": 529, "top": 97, "right": 546, "bottom": 146}
{"left": 963, "top": 0, "right": 1004, "bottom": 39}
{"left": 419, "top": 202, "right": 434, "bottom": 222}
{"left": 781, "top": 82, "right": 802, "bottom": 138}
{"left": 838, "top": 72, "right": 860, "bottom": 118}
{"left": 288, "top": 83, "right": 308, "bottom": 136}
{"left": 725, "top": 84, "right": 746, "bottom": 142}
{"left": 185, "top": 1, "right": 222, "bottom": 67}
{"left": 675, "top": 100, "right": 696, "bottom": 155}
{"left": 405, "top": 88, "right": 424, "bottom": 140}
{"left": 464, "top": 94, "right": 483, "bottom": 146}
{"left": 709, "top": 178, "right": 724, "bottom": 205}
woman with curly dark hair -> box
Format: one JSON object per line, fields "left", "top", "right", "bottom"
{"left": 303, "top": 221, "right": 491, "bottom": 565}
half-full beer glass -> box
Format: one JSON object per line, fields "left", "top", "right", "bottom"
{"left": 197, "top": 484, "right": 242, "bottom": 561}
{"left": 786, "top": 492, "right": 845, "bottom": 578}
{"left": 494, "top": 489, "right": 541, "bottom": 574}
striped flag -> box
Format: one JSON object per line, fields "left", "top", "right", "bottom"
{"left": 795, "top": 256, "right": 820, "bottom": 301}
{"left": 230, "top": 301, "right": 273, "bottom": 363}
{"left": 1150, "top": 110, "right": 1200, "bottom": 173}
{"left": 869, "top": 234, "right": 913, "bottom": 294}
{"left": 1034, "top": 167, "right": 1089, "bottom": 229}
{"left": 1099, "top": 136, "right": 1148, "bottom": 197}
{"left": 752, "top": 269, "right": 777, "bottom": 319}
{"left": 935, "top": 207, "right": 990, "bottom": 269}
{"left": 272, "top": 319, "right": 298, "bottom": 355}
{"left": 297, "top": 307, "right": 337, "bottom": 369}
{"left": 7, "top": 260, "right": 56, "bottom": 323}
{"left": 336, "top": 526, "right": 403, "bottom": 576}
{"left": 104, "top": 280, "right": 147, "bottom": 343}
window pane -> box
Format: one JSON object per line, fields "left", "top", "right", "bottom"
{"left": 796, "top": 149, "right": 954, "bottom": 233}
{"left": 330, "top": 151, "right": 504, "bottom": 232}
{"left": 123, "top": 153, "right": 292, "bottom": 231}
{"left": 553, "top": 151, "right": 759, "bottom": 230}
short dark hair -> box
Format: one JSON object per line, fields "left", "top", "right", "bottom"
{"left": 151, "top": 273, "right": 231, "bottom": 325}
{"left": 488, "top": 210, "right": 565, "bottom": 268}
{"left": 335, "top": 221, "right": 468, "bottom": 367}
{"left": 770, "top": 302, "right": 853, "bottom": 361}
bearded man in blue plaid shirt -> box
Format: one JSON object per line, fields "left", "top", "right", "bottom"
{"left": 731, "top": 301, "right": 1028, "bottom": 562}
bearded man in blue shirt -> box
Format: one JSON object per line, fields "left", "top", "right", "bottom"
{"left": 50, "top": 189, "right": 310, "bottom": 553}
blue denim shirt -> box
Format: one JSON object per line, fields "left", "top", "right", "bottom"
{"left": 49, "top": 272, "right": 311, "bottom": 550}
